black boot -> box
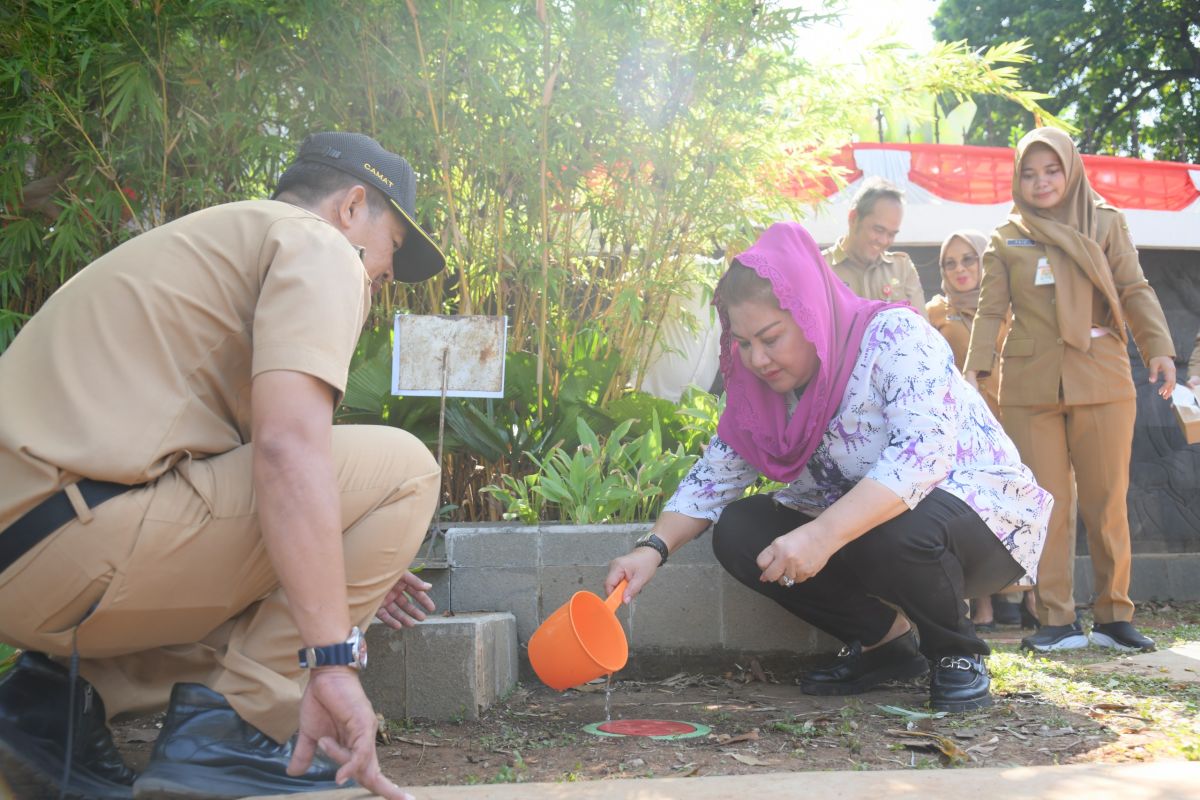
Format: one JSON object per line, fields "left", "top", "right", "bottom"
{"left": 133, "top": 683, "right": 347, "bottom": 799}
{"left": 0, "top": 651, "right": 136, "bottom": 799}
{"left": 929, "top": 654, "right": 992, "bottom": 712}
{"left": 798, "top": 629, "right": 928, "bottom": 695}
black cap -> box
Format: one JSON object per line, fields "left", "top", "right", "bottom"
{"left": 283, "top": 132, "right": 446, "bottom": 283}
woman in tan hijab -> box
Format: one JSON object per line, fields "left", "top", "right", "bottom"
{"left": 928, "top": 230, "right": 1003, "bottom": 417}
{"left": 964, "top": 128, "right": 1176, "bottom": 654}
{"left": 928, "top": 231, "right": 1031, "bottom": 630}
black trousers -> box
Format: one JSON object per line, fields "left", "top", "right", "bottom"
{"left": 712, "top": 489, "right": 1025, "bottom": 658}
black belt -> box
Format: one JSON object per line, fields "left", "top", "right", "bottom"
{"left": 0, "top": 479, "right": 135, "bottom": 575}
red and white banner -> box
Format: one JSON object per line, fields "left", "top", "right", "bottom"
{"left": 790, "top": 143, "right": 1200, "bottom": 249}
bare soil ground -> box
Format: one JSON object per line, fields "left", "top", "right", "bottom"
{"left": 112, "top": 601, "right": 1200, "bottom": 788}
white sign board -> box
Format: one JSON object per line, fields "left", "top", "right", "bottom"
{"left": 392, "top": 315, "right": 507, "bottom": 398}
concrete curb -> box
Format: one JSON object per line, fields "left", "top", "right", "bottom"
{"left": 246, "top": 760, "right": 1200, "bottom": 799}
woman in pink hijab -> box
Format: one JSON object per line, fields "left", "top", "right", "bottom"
{"left": 606, "top": 222, "right": 1052, "bottom": 712}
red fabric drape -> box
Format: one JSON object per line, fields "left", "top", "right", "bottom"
{"left": 791, "top": 143, "right": 1200, "bottom": 212}
{"left": 776, "top": 145, "right": 862, "bottom": 200}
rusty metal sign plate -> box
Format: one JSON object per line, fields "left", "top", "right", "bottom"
{"left": 391, "top": 315, "right": 507, "bottom": 398}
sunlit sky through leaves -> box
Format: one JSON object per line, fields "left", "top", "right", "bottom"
{"left": 791, "top": 0, "right": 940, "bottom": 62}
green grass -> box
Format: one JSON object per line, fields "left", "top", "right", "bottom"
{"left": 986, "top": 617, "right": 1200, "bottom": 762}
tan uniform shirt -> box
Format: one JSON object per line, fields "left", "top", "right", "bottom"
{"left": 926, "top": 295, "right": 1006, "bottom": 419}
{"left": 0, "top": 200, "right": 371, "bottom": 531}
{"left": 964, "top": 206, "right": 1174, "bottom": 407}
{"left": 822, "top": 238, "right": 928, "bottom": 319}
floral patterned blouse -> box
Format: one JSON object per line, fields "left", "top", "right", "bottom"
{"left": 665, "top": 308, "right": 1051, "bottom": 580}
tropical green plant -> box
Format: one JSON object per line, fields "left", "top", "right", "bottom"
{"left": 482, "top": 414, "right": 696, "bottom": 524}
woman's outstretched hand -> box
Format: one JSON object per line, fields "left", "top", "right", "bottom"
{"left": 1147, "top": 355, "right": 1177, "bottom": 399}
{"left": 605, "top": 547, "right": 661, "bottom": 604}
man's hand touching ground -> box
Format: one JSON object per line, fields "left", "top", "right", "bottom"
{"left": 289, "top": 667, "right": 413, "bottom": 800}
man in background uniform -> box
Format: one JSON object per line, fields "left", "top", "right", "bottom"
{"left": 822, "top": 176, "right": 927, "bottom": 319}
{"left": 0, "top": 132, "right": 444, "bottom": 800}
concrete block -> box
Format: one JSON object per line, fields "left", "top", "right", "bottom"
{"left": 413, "top": 566, "right": 451, "bottom": 613}
{"left": 628, "top": 565, "right": 724, "bottom": 650}
{"left": 1129, "top": 554, "right": 1171, "bottom": 602}
{"left": 363, "top": 612, "right": 517, "bottom": 721}
{"left": 538, "top": 526, "right": 643, "bottom": 566}
{"left": 450, "top": 567, "right": 539, "bottom": 642}
{"left": 536, "top": 565, "right": 610, "bottom": 615}
{"left": 666, "top": 528, "right": 718, "bottom": 565}
{"left": 1165, "top": 554, "right": 1200, "bottom": 601}
{"left": 447, "top": 528, "right": 537, "bottom": 568}
{"left": 718, "top": 571, "right": 822, "bottom": 653}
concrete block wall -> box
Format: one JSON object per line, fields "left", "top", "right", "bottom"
{"left": 441, "top": 525, "right": 1200, "bottom": 676}
{"left": 443, "top": 525, "right": 840, "bottom": 673}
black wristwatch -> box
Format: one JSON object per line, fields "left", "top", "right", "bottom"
{"left": 298, "top": 626, "right": 368, "bottom": 670}
{"left": 634, "top": 533, "right": 669, "bottom": 566}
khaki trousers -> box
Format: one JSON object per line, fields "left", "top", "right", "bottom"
{"left": 0, "top": 425, "right": 439, "bottom": 742}
{"left": 1001, "top": 399, "right": 1136, "bottom": 626}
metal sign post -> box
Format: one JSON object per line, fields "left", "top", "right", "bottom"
{"left": 393, "top": 315, "right": 507, "bottom": 561}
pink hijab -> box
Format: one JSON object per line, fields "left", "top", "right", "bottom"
{"left": 716, "top": 222, "right": 911, "bottom": 482}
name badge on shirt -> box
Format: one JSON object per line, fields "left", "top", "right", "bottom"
{"left": 1034, "top": 256, "right": 1055, "bottom": 286}
{"left": 1007, "top": 238, "right": 1036, "bottom": 247}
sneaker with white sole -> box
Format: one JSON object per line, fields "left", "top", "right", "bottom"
{"left": 1020, "top": 621, "right": 1088, "bottom": 653}
{"left": 1090, "top": 621, "right": 1155, "bottom": 653}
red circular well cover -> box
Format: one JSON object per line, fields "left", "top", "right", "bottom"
{"left": 596, "top": 719, "right": 698, "bottom": 736}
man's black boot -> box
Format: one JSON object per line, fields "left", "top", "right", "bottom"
{"left": 133, "top": 683, "right": 346, "bottom": 799}
{"left": 929, "top": 654, "right": 992, "bottom": 712}
{"left": 0, "top": 651, "right": 136, "bottom": 799}
{"left": 798, "top": 629, "right": 928, "bottom": 695}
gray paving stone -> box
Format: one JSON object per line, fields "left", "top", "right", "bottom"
{"left": 363, "top": 612, "right": 516, "bottom": 721}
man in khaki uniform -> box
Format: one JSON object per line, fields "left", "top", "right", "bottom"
{"left": 0, "top": 133, "right": 444, "bottom": 800}
{"left": 822, "top": 176, "right": 927, "bottom": 319}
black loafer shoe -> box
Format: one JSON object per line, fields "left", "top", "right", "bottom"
{"left": 1091, "top": 621, "right": 1156, "bottom": 653}
{"left": 0, "top": 651, "right": 136, "bottom": 800}
{"left": 799, "top": 629, "right": 928, "bottom": 696}
{"left": 929, "top": 654, "right": 992, "bottom": 712}
{"left": 133, "top": 683, "right": 348, "bottom": 799}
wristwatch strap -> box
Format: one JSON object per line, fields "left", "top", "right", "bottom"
{"left": 634, "top": 533, "right": 669, "bottom": 566}
{"left": 298, "top": 642, "right": 355, "bottom": 669}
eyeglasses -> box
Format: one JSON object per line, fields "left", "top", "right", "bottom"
{"left": 941, "top": 254, "right": 979, "bottom": 271}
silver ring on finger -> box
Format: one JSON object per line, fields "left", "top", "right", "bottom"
{"left": 780, "top": 576, "right": 796, "bottom": 588}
